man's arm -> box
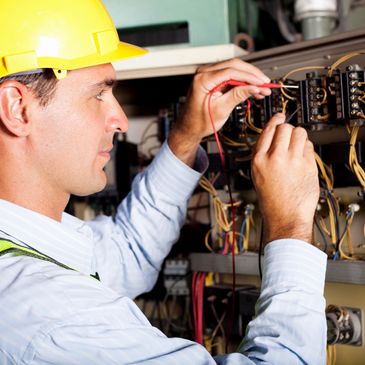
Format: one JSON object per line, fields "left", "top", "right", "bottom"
{"left": 238, "top": 114, "right": 326, "bottom": 364}
{"left": 88, "top": 59, "right": 272, "bottom": 297}
{"left": 27, "top": 76, "right": 327, "bottom": 365}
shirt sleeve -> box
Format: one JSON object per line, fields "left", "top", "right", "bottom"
{"left": 23, "top": 239, "right": 326, "bottom": 365}
{"left": 235, "top": 239, "right": 328, "bottom": 365}
{"left": 87, "top": 141, "right": 208, "bottom": 298}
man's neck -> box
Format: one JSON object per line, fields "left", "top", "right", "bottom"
{"left": 0, "top": 189, "right": 68, "bottom": 222}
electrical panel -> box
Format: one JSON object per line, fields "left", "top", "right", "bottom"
{"left": 68, "top": 29, "right": 365, "bottom": 364}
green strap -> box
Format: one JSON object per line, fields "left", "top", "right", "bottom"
{"left": 0, "top": 238, "right": 99, "bottom": 280}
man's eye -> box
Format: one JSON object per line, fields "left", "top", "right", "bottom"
{"left": 96, "top": 90, "right": 105, "bottom": 101}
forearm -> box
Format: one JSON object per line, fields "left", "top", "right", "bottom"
{"left": 167, "top": 128, "right": 200, "bottom": 168}
{"left": 89, "top": 142, "right": 207, "bottom": 297}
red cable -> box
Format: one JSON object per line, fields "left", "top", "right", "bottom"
{"left": 197, "top": 273, "right": 205, "bottom": 344}
{"left": 206, "top": 79, "right": 278, "bottom": 349}
{"left": 208, "top": 79, "right": 274, "bottom": 350}
{"left": 191, "top": 271, "right": 197, "bottom": 340}
{"left": 211, "top": 80, "right": 283, "bottom": 94}
{"left": 192, "top": 272, "right": 207, "bottom": 345}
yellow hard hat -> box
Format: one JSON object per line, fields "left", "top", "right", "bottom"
{"left": 0, "top": 0, "right": 147, "bottom": 80}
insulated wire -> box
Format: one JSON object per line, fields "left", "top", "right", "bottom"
{"left": 349, "top": 125, "right": 365, "bottom": 190}
{"left": 328, "top": 51, "right": 365, "bottom": 77}
{"left": 315, "top": 152, "right": 340, "bottom": 248}
{"left": 207, "top": 88, "right": 238, "bottom": 351}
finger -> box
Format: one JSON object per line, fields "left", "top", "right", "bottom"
{"left": 199, "top": 68, "right": 267, "bottom": 93}
{"left": 197, "top": 58, "right": 270, "bottom": 83}
{"left": 289, "top": 127, "right": 308, "bottom": 157}
{"left": 218, "top": 85, "right": 261, "bottom": 111}
{"left": 268, "top": 122, "right": 295, "bottom": 154}
{"left": 258, "top": 87, "right": 272, "bottom": 97}
{"left": 250, "top": 87, "right": 272, "bottom": 100}
{"left": 254, "top": 114, "right": 286, "bottom": 155}
{"left": 304, "top": 139, "right": 316, "bottom": 160}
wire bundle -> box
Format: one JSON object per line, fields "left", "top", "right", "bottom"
{"left": 337, "top": 204, "right": 358, "bottom": 260}
{"left": 349, "top": 125, "right": 365, "bottom": 190}
{"left": 315, "top": 153, "right": 341, "bottom": 253}
{"left": 199, "top": 176, "right": 242, "bottom": 254}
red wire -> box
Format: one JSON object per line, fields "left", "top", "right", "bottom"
{"left": 192, "top": 272, "right": 198, "bottom": 341}
{"left": 198, "top": 273, "right": 206, "bottom": 344}
{"left": 211, "top": 80, "right": 282, "bottom": 94}
{"left": 192, "top": 272, "right": 206, "bottom": 345}
{"left": 209, "top": 80, "right": 267, "bottom": 350}
{"left": 206, "top": 79, "right": 274, "bottom": 349}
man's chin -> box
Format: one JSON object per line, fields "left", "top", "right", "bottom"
{"left": 72, "top": 179, "right": 107, "bottom": 197}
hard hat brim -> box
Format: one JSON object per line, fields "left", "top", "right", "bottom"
{"left": 0, "top": 41, "right": 147, "bottom": 79}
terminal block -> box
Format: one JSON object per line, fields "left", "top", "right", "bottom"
{"left": 299, "top": 72, "right": 332, "bottom": 130}
{"left": 327, "top": 69, "right": 345, "bottom": 123}
{"left": 341, "top": 64, "right": 365, "bottom": 125}
{"left": 223, "top": 102, "right": 248, "bottom": 135}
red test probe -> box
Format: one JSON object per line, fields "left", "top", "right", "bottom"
{"left": 210, "top": 79, "right": 299, "bottom": 93}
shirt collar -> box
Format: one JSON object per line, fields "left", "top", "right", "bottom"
{"left": 0, "top": 199, "right": 94, "bottom": 275}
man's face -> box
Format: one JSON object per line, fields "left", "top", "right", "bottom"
{"left": 28, "top": 63, "right": 128, "bottom": 197}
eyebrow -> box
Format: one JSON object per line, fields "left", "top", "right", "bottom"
{"left": 90, "top": 78, "right": 117, "bottom": 90}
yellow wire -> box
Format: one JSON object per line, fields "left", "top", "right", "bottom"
{"left": 328, "top": 51, "right": 365, "bottom": 77}
{"left": 282, "top": 99, "right": 289, "bottom": 114}
{"left": 315, "top": 153, "right": 334, "bottom": 189}
{"left": 279, "top": 81, "right": 296, "bottom": 101}
{"left": 349, "top": 126, "right": 365, "bottom": 189}
{"left": 280, "top": 66, "right": 327, "bottom": 103}
{"left": 319, "top": 88, "right": 328, "bottom": 105}
{"left": 204, "top": 230, "right": 214, "bottom": 252}
{"left": 219, "top": 133, "right": 249, "bottom": 148}
{"left": 327, "top": 197, "right": 337, "bottom": 245}
{"left": 317, "top": 114, "right": 330, "bottom": 121}
{"left": 282, "top": 66, "right": 325, "bottom": 81}
{"left": 204, "top": 229, "right": 245, "bottom": 253}
{"left": 243, "top": 216, "right": 250, "bottom": 252}
{"left": 246, "top": 109, "right": 262, "bottom": 134}
{"left": 199, "top": 176, "right": 243, "bottom": 251}
{"left": 315, "top": 153, "right": 339, "bottom": 244}
{"left": 319, "top": 216, "right": 331, "bottom": 237}
{"left": 338, "top": 214, "right": 356, "bottom": 260}
{"left": 358, "top": 92, "right": 365, "bottom": 104}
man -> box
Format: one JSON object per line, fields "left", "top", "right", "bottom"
{"left": 0, "top": 0, "right": 326, "bottom": 364}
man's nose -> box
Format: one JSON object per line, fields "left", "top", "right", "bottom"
{"left": 106, "top": 98, "right": 129, "bottom": 133}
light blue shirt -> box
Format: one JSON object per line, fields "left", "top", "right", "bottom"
{"left": 0, "top": 142, "right": 327, "bottom": 364}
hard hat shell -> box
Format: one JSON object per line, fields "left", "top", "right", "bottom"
{"left": 0, "top": 0, "right": 147, "bottom": 79}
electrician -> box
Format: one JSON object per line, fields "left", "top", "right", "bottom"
{"left": 0, "top": 1, "right": 326, "bottom": 364}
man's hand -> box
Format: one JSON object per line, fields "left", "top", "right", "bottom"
{"left": 168, "top": 58, "right": 272, "bottom": 167}
{"left": 252, "top": 114, "right": 319, "bottom": 244}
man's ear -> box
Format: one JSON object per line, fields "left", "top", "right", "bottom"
{"left": 0, "top": 81, "right": 32, "bottom": 137}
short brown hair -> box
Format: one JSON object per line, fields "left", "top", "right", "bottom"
{"left": 0, "top": 69, "right": 58, "bottom": 107}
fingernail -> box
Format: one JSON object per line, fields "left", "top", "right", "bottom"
{"left": 274, "top": 113, "right": 285, "bottom": 119}
{"left": 262, "top": 75, "right": 271, "bottom": 83}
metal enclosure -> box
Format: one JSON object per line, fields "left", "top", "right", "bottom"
{"left": 102, "top": 0, "right": 239, "bottom": 47}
